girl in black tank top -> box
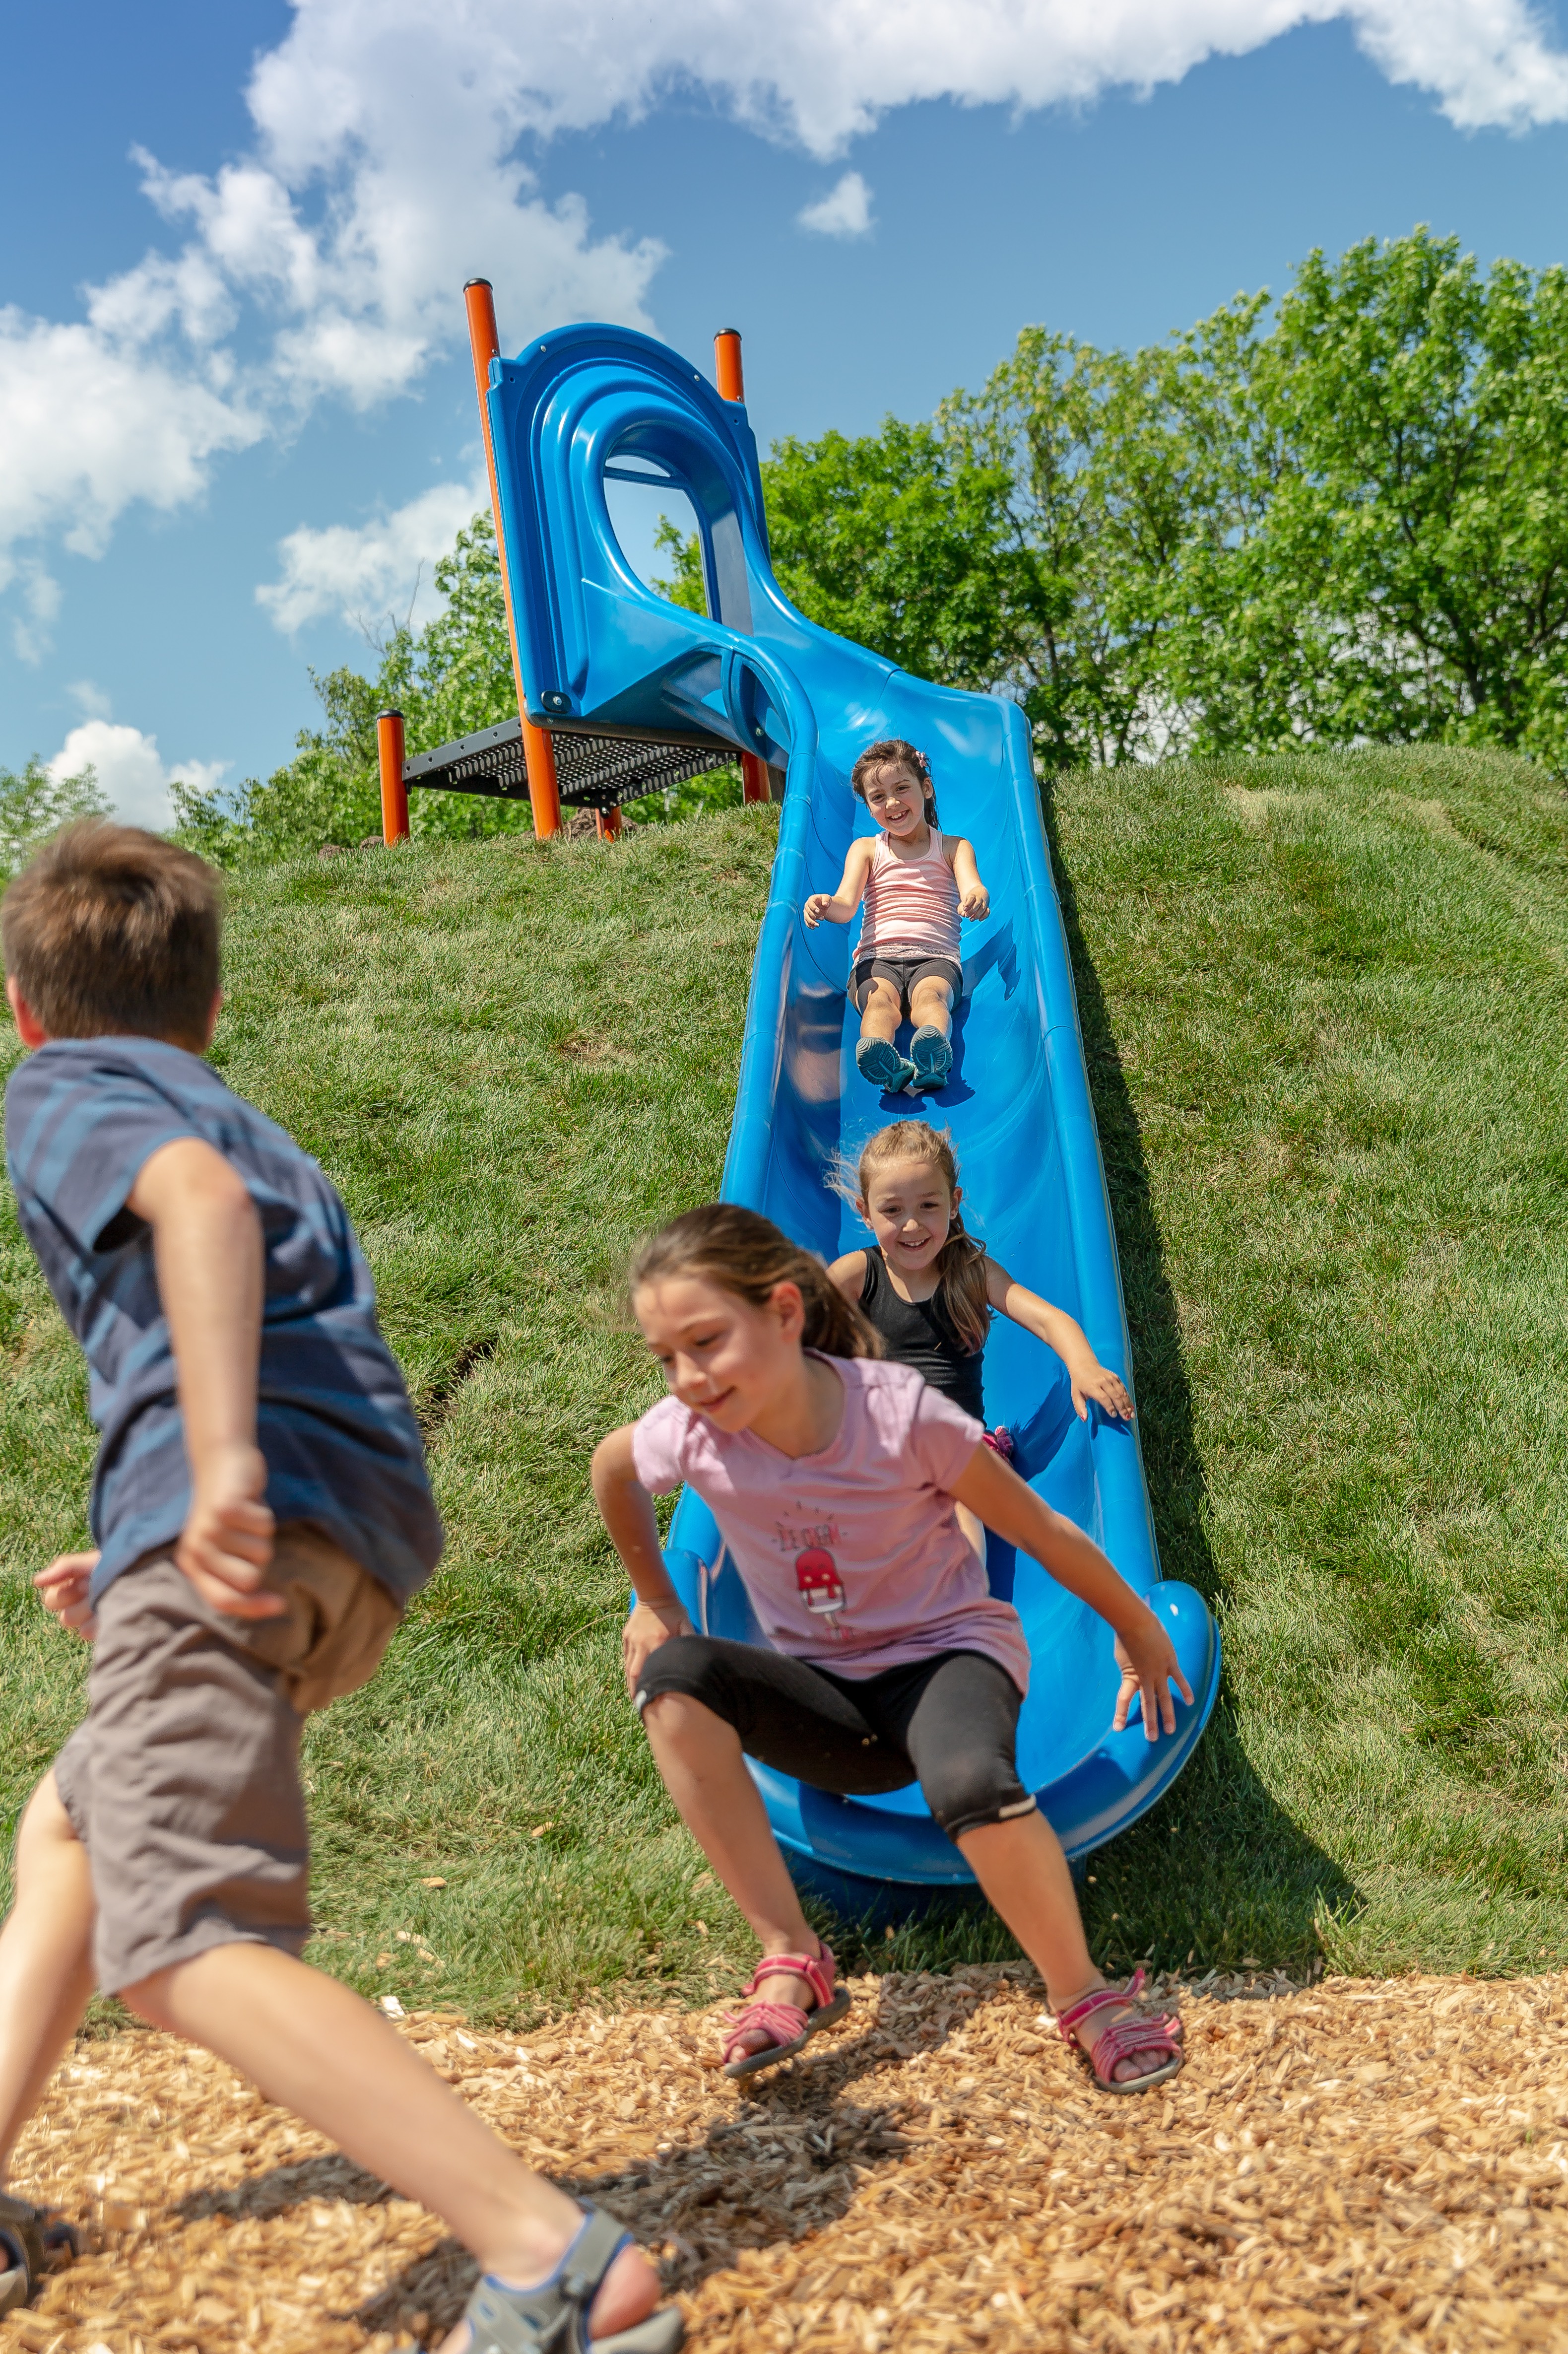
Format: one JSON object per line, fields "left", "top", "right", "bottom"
{"left": 828, "top": 1121, "right": 1135, "bottom": 1443}
{"left": 858, "top": 1244, "right": 985, "bottom": 1420}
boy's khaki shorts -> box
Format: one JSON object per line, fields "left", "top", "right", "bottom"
{"left": 52, "top": 1523, "right": 400, "bottom": 1996}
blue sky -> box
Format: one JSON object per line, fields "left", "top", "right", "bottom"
{"left": 5, "top": 0, "right": 1568, "bottom": 822}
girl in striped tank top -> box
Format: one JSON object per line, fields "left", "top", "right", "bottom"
{"left": 804, "top": 739, "right": 990, "bottom": 1095}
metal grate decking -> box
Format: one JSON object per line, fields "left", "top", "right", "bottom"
{"left": 401, "top": 715, "right": 741, "bottom": 813}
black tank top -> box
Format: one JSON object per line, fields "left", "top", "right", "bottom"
{"left": 858, "top": 1246, "right": 984, "bottom": 1421}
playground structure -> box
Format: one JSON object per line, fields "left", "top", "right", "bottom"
{"left": 392, "top": 287, "right": 1221, "bottom": 1916}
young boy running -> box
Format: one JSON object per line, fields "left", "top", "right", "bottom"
{"left": 0, "top": 825, "right": 678, "bottom": 2354}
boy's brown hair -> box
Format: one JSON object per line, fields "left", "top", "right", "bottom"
{"left": 1, "top": 822, "right": 222, "bottom": 1046}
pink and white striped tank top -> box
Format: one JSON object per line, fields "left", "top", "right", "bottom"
{"left": 858, "top": 827, "right": 961, "bottom": 961}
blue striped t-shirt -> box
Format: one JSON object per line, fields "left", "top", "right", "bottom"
{"left": 5, "top": 1037, "right": 443, "bottom": 1605}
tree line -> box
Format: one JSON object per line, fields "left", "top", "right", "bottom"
{"left": 175, "top": 226, "right": 1568, "bottom": 860}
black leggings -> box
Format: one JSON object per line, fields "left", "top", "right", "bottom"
{"left": 636, "top": 1635, "right": 1033, "bottom": 1842}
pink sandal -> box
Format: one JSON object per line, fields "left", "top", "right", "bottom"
{"left": 720, "top": 1945, "right": 851, "bottom": 2080}
{"left": 1055, "top": 1967, "right": 1183, "bottom": 2094}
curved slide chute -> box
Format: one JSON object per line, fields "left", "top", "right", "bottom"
{"left": 485, "top": 322, "right": 1220, "bottom": 1912}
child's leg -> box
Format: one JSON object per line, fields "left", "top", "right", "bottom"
{"left": 124, "top": 1950, "right": 655, "bottom": 2336}
{"left": 907, "top": 972, "right": 955, "bottom": 1043}
{"left": 638, "top": 1636, "right": 915, "bottom": 2056}
{"left": 902, "top": 1654, "right": 1164, "bottom": 2084}
{"left": 78, "top": 1544, "right": 663, "bottom": 2341}
{"left": 855, "top": 971, "right": 904, "bottom": 1047}
{"left": 0, "top": 1776, "right": 96, "bottom": 2187}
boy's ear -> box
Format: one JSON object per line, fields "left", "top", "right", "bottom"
{"left": 6, "top": 977, "right": 47, "bottom": 1051}
{"left": 199, "top": 988, "right": 223, "bottom": 1051}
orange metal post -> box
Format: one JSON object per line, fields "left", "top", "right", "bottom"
{"left": 377, "top": 710, "right": 409, "bottom": 843}
{"left": 463, "top": 277, "right": 561, "bottom": 840}
{"left": 595, "top": 806, "right": 623, "bottom": 842}
{"left": 718, "top": 329, "right": 764, "bottom": 801}
{"left": 714, "top": 327, "right": 744, "bottom": 404}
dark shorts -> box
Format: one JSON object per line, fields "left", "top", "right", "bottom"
{"left": 52, "top": 1525, "right": 400, "bottom": 1995}
{"left": 636, "top": 1635, "right": 1033, "bottom": 1842}
{"left": 851, "top": 954, "right": 964, "bottom": 1020}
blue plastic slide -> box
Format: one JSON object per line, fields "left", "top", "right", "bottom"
{"left": 485, "top": 323, "right": 1220, "bottom": 1915}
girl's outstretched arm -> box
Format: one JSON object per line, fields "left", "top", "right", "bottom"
{"left": 948, "top": 1445, "right": 1191, "bottom": 1741}
{"left": 590, "top": 1426, "right": 696, "bottom": 1694}
{"left": 804, "top": 838, "right": 874, "bottom": 928}
{"left": 984, "top": 1260, "right": 1134, "bottom": 1422}
{"left": 949, "top": 836, "right": 989, "bottom": 923}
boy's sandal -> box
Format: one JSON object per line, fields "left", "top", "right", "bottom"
{"left": 721, "top": 1945, "right": 851, "bottom": 2080}
{"left": 0, "top": 2194, "right": 80, "bottom": 2315}
{"left": 460, "top": 2207, "right": 684, "bottom": 2354}
{"left": 1055, "top": 1968, "right": 1183, "bottom": 2095}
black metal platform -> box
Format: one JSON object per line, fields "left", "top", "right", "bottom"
{"left": 402, "top": 715, "right": 739, "bottom": 813}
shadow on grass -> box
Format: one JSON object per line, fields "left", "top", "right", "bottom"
{"left": 1040, "top": 780, "right": 1360, "bottom": 1974}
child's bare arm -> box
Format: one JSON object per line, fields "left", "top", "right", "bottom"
{"left": 950, "top": 836, "right": 989, "bottom": 923}
{"left": 590, "top": 1425, "right": 696, "bottom": 1693}
{"left": 826, "top": 1248, "right": 866, "bottom": 1299}
{"left": 804, "top": 839, "right": 873, "bottom": 928}
{"left": 948, "top": 1445, "right": 1191, "bottom": 1740}
{"left": 985, "top": 1260, "right": 1133, "bottom": 1422}
{"left": 128, "top": 1137, "right": 280, "bottom": 1618}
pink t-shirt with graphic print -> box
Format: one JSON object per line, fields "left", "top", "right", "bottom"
{"left": 631, "top": 1353, "right": 1030, "bottom": 1693}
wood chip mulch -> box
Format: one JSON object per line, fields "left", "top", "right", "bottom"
{"left": 7, "top": 1966, "right": 1568, "bottom": 2352}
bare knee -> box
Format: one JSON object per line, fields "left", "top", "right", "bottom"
{"left": 908, "top": 981, "right": 952, "bottom": 1031}
{"left": 859, "top": 979, "right": 902, "bottom": 1027}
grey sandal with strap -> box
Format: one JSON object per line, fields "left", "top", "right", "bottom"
{"left": 460, "top": 2206, "right": 683, "bottom": 2354}
{"left": 0, "top": 2193, "right": 80, "bottom": 2315}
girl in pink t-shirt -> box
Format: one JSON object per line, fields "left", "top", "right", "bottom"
{"left": 591, "top": 1203, "right": 1192, "bottom": 2097}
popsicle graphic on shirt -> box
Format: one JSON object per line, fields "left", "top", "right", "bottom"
{"left": 795, "top": 1546, "right": 846, "bottom": 1621}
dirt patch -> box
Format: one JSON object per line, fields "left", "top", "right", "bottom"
{"left": 7, "top": 1968, "right": 1568, "bottom": 2351}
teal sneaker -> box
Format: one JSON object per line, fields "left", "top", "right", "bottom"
{"left": 909, "top": 1024, "right": 953, "bottom": 1091}
{"left": 855, "top": 1035, "right": 916, "bottom": 1092}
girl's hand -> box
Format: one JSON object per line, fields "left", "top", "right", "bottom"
{"left": 623, "top": 1597, "right": 696, "bottom": 1697}
{"left": 803, "top": 893, "right": 831, "bottom": 927}
{"left": 1111, "top": 1613, "right": 1194, "bottom": 1742}
{"left": 958, "top": 883, "right": 990, "bottom": 922}
{"left": 34, "top": 1551, "right": 100, "bottom": 1641}
{"left": 1070, "top": 1361, "right": 1135, "bottom": 1423}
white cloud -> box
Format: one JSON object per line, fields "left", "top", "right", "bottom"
{"left": 9, "top": 561, "right": 62, "bottom": 666}
{"left": 798, "top": 171, "right": 874, "bottom": 239}
{"left": 47, "top": 722, "right": 227, "bottom": 832}
{"left": 3, "top": 0, "right": 1568, "bottom": 607}
{"left": 0, "top": 306, "right": 262, "bottom": 563}
{"left": 257, "top": 476, "right": 486, "bottom": 634}
{"left": 67, "top": 679, "right": 114, "bottom": 720}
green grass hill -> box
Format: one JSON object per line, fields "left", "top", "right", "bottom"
{"left": 2, "top": 746, "right": 1566, "bottom": 2024}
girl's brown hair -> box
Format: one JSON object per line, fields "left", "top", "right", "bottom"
{"left": 855, "top": 1122, "right": 990, "bottom": 1356}
{"left": 631, "top": 1203, "right": 881, "bottom": 1360}
{"left": 850, "top": 738, "right": 937, "bottom": 829}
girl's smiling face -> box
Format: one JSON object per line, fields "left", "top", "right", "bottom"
{"left": 858, "top": 1158, "right": 960, "bottom": 1273}
{"left": 860, "top": 762, "right": 925, "bottom": 839}
{"left": 634, "top": 1272, "right": 804, "bottom": 1432}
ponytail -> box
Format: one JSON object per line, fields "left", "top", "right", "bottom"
{"left": 630, "top": 1203, "right": 881, "bottom": 1360}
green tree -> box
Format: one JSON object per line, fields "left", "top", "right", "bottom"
{"left": 1243, "top": 229, "right": 1568, "bottom": 761}
{"left": 0, "top": 758, "right": 112, "bottom": 876}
